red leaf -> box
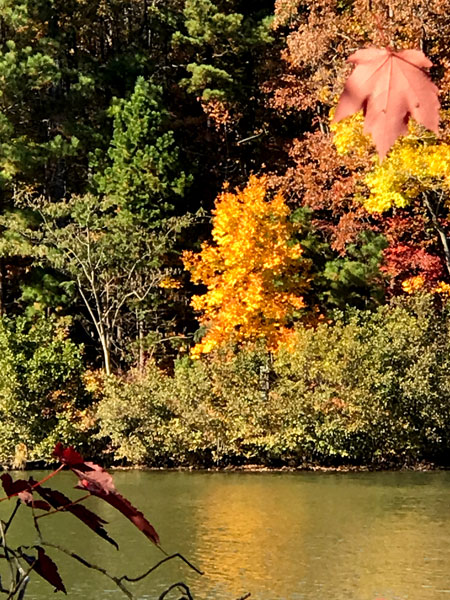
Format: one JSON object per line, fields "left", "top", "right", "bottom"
{"left": 53, "top": 443, "right": 84, "bottom": 466}
{"left": 0, "top": 474, "right": 50, "bottom": 510}
{"left": 1, "top": 474, "right": 29, "bottom": 497}
{"left": 97, "top": 490, "right": 160, "bottom": 546}
{"left": 333, "top": 47, "right": 440, "bottom": 158}
{"left": 24, "top": 547, "right": 66, "bottom": 594}
{"left": 31, "top": 480, "right": 119, "bottom": 549}
{"left": 73, "top": 464, "right": 160, "bottom": 546}
{"left": 53, "top": 445, "right": 160, "bottom": 546}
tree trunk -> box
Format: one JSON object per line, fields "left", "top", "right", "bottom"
{"left": 0, "top": 258, "right": 5, "bottom": 316}
{"left": 422, "top": 192, "right": 450, "bottom": 278}
{"left": 137, "top": 311, "right": 145, "bottom": 373}
{"left": 100, "top": 333, "right": 112, "bottom": 376}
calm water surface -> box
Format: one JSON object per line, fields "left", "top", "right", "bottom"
{"left": 1, "top": 470, "right": 449, "bottom": 600}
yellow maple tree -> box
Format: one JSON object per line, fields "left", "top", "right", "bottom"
{"left": 183, "top": 176, "right": 309, "bottom": 356}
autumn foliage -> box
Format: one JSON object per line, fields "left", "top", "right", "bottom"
{"left": 266, "top": 0, "right": 450, "bottom": 295}
{"left": 333, "top": 47, "right": 440, "bottom": 159}
{"left": 3, "top": 0, "right": 450, "bottom": 471}
{"left": 183, "top": 176, "right": 308, "bottom": 355}
{"left": 331, "top": 42, "right": 450, "bottom": 286}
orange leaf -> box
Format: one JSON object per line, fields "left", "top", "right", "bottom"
{"left": 333, "top": 47, "right": 440, "bottom": 159}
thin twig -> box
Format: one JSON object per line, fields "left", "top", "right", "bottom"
{"left": 3, "top": 502, "right": 21, "bottom": 535}
{"left": 5, "top": 558, "right": 35, "bottom": 600}
{"left": 121, "top": 553, "right": 203, "bottom": 583}
{"left": 0, "top": 522, "right": 15, "bottom": 593}
{"left": 158, "top": 582, "right": 194, "bottom": 600}
{"left": 42, "top": 542, "right": 133, "bottom": 600}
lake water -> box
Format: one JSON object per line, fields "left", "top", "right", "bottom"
{"left": 1, "top": 470, "right": 450, "bottom": 600}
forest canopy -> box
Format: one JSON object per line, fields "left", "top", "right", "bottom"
{"left": 0, "top": 0, "right": 450, "bottom": 467}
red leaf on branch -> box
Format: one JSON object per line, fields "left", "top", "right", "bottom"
{"left": 0, "top": 474, "right": 50, "bottom": 510}
{"left": 23, "top": 547, "right": 66, "bottom": 594}
{"left": 52, "top": 445, "right": 160, "bottom": 547}
{"left": 53, "top": 443, "right": 84, "bottom": 466}
{"left": 1, "top": 474, "right": 29, "bottom": 497}
{"left": 333, "top": 47, "right": 440, "bottom": 158}
{"left": 30, "top": 481, "right": 119, "bottom": 549}
{"left": 73, "top": 463, "right": 160, "bottom": 546}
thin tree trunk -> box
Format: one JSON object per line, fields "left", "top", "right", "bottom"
{"left": 422, "top": 192, "right": 450, "bottom": 277}
{"left": 100, "top": 333, "right": 112, "bottom": 376}
{"left": 137, "top": 310, "right": 144, "bottom": 373}
{"left": 0, "top": 258, "right": 5, "bottom": 316}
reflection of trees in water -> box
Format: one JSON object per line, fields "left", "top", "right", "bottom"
{"left": 193, "top": 473, "right": 450, "bottom": 600}
{"left": 3, "top": 472, "right": 450, "bottom": 600}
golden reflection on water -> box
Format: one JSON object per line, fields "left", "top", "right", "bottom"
{"left": 184, "top": 473, "right": 450, "bottom": 600}
{"left": 1, "top": 471, "right": 450, "bottom": 600}
{"left": 191, "top": 476, "right": 308, "bottom": 598}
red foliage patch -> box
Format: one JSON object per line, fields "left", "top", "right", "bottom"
{"left": 52, "top": 443, "right": 85, "bottom": 467}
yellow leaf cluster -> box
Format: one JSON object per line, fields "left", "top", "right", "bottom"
{"left": 434, "top": 281, "right": 450, "bottom": 296}
{"left": 159, "top": 276, "right": 182, "bottom": 289}
{"left": 183, "top": 176, "right": 308, "bottom": 356}
{"left": 401, "top": 275, "right": 425, "bottom": 294}
{"left": 331, "top": 112, "right": 450, "bottom": 214}
{"left": 364, "top": 140, "right": 450, "bottom": 213}
{"left": 330, "top": 111, "right": 372, "bottom": 157}
{"left": 401, "top": 277, "right": 450, "bottom": 299}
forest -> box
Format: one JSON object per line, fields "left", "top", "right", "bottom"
{"left": 0, "top": 0, "right": 450, "bottom": 468}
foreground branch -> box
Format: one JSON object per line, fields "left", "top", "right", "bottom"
{"left": 121, "top": 553, "right": 203, "bottom": 583}
{"left": 42, "top": 542, "right": 133, "bottom": 600}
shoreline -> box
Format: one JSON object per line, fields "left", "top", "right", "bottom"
{"left": 2, "top": 460, "right": 447, "bottom": 473}
{"left": 110, "top": 461, "right": 447, "bottom": 473}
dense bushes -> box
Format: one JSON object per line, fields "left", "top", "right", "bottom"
{"left": 96, "top": 347, "right": 272, "bottom": 465}
{"left": 2, "top": 296, "right": 450, "bottom": 468}
{"left": 273, "top": 296, "right": 450, "bottom": 465}
{"left": 0, "top": 315, "right": 93, "bottom": 465}
{"left": 95, "top": 295, "right": 450, "bottom": 468}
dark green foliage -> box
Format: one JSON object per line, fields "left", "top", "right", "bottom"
{"left": 173, "top": 0, "right": 273, "bottom": 102}
{"left": 92, "top": 77, "right": 192, "bottom": 223}
{"left": 319, "top": 231, "right": 388, "bottom": 310}
{"left": 292, "top": 208, "right": 387, "bottom": 312}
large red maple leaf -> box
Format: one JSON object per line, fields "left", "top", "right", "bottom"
{"left": 333, "top": 47, "right": 440, "bottom": 159}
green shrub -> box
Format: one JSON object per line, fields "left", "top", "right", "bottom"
{"left": 96, "top": 346, "right": 272, "bottom": 466}
{"left": 96, "top": 295, "right": 450, "bottom": 467}
{"left": 272, "top": 294, "right": 450, "bottom": 465}
{"left": 95, "top": 364, "right": 179, "bottom": 465}
{"left": 0, "top": 314, "right": 92, "bottom": 464}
